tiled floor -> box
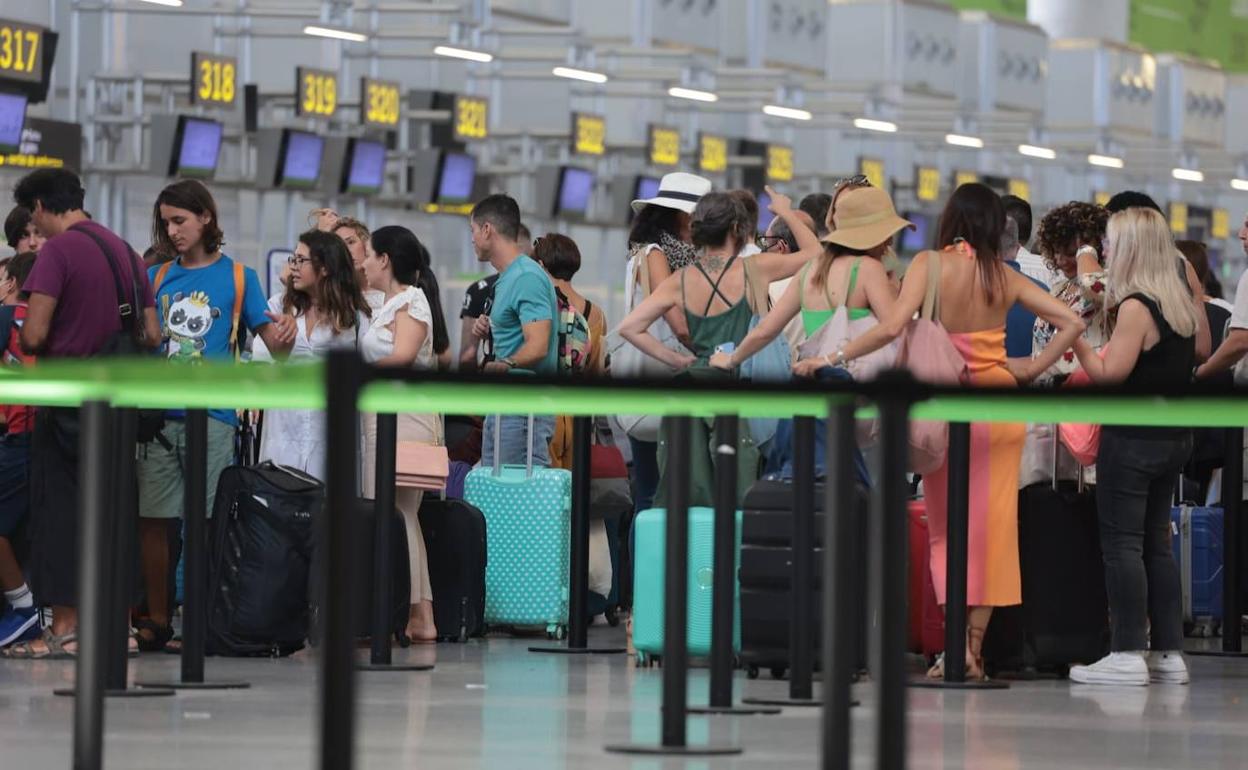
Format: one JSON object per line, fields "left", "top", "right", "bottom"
{"left": 3, "top": 627, "right": 1248, "bottom": 769}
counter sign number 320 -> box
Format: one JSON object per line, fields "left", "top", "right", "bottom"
{"left": 190, "top": 52, "right": 236, "bottom": 106}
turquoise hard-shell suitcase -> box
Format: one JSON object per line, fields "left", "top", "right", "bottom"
{"left": 464, "top": 415, "right": 572, "bottom": 638}
{"left": 631, "top": 506, "right": 742, "bottom": 665}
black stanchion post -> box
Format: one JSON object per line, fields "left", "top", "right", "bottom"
{"left": 744, "top": 415, "right": 822, "bottom": 708}
{"left": 912, "top": 422, "right": 1006, "bottom": 690}
{"left": 70, "top": 402, "right": 111, "bottom": 770}
{"left": 136, "top": 409, "right": 250, "bottom": 690}
{"left": 359, "top": 412, "right": 434, "bottom": 672}
{"left": 689, "top": 415, "right": 780, "bottom": 716}
{"left": 60, "top": 409, "right": 172, "bottom": 699}
{"left": 873, "top": 391, "right": 910, "bottom": 770}
{"left": 822, "top": 400, "right": 859, "bottom": 770}
{"left": 531, "top": 415, "right": 625, "bottom": 655}
{"left": 321, "top": 350, "right": 364, "bottom": 770}
{"left": 1191, "top": 427, "right": 1247, "bottom": 658}
{"left": 605, "top": 416, "right": 741, "bottom": 756}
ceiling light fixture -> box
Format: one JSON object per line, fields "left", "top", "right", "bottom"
{"left": 1172, "top": 167, "right": 1204, "bottom": 183}
{"left": 945, "top": 133, "right": 984, "bottom": 149}
{"left": 853, "top": 118, "right": 898, "bottom": 133}
{"left": 433, "top": 45, "right": 494, "bottom": 63}
{"left": 669, "top": 86, "right": 719, "bottom": 103}
{"left": 763, "top": 104, "right": 813, "bottom": 121}
{"left": 1018, "top": 144, "right": 1057, "bottom": 160}
{"left": 302, "top": 24, "right": 368, "bottom": 43}
{"left": 138, "top": 0, "right": 184, "bottom": 6}
{"left": 1233, "top": 179, "right": 1248, "bottom": 192}
{"left": 553, "top": 66, "right": 608, "bottom": 84}
{"left": 1088, "top": 153, "right": 1125, "bottom": 169}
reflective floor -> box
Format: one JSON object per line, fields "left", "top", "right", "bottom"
{"left": 2, "top": 626, "right": 1248, "bottom": 769}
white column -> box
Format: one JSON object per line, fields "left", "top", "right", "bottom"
{"left": 1028, "top": 0, "right": 1129, "bottom": 44}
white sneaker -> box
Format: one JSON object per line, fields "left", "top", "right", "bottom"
{"left": 1146, "top": 651, "right": 1189, "bottom": 684}
{"left": 1069, "top": 652, "right": 1149, "bottom": 686}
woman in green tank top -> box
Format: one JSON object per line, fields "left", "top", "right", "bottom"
{"left": 710, "top": 185, "right": 912, "bottom": 377}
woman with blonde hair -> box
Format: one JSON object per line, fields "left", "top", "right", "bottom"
{"left": 1066, "top": 207, "right": 1199, "bottom": 687}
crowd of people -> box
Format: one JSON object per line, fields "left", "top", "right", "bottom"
{"left": 0, "top": 165, "right": 1244, "bottom": 689}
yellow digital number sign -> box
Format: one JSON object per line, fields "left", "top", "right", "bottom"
{"left": 1007, "top": 178, "right": 1030, "bottom": 202}
{"left": 767, "top": 145, "right": 794, "bottom": 183}
{"left": 572, "top": 113, "right": 605, "bottom": 156}
{"left": 453, "top": 95, "right": 489, "bottom": 141}
{"left": 859, "top": 157, "right": 885, "bottom": 190}
{"left": 1169, "top": 202, "right": 1188, "bottom": 236}
{"left": 698, "top": 134, "right": 727, "bottom": 174}
{"left": 361, "top": 77, "right": 400, "bottom": 128}
{"left": 1213, "top": 208, "right": 1230, "bottom": 240}
{"left": 0, "top": 19, "right": 43, "bottom": 84}
{"left": 915, "top": 167, "right": 941, "bottom": 203}
{"left": 648, "top": 125, "right": 680, "bottom": 167}
{"left": 296, "top": 67, "right": 337, "bottom": 119}
{"left": 190, "top": 52, "right": 236, "bottom": 107}
{"left": 955, "top": 170, "right": 979, "bottom": 188}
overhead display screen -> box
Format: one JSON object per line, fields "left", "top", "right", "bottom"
{"left": 556, "top": 166, "right": 594, "bottom": 216}
{"left": 343, "top": 139, "right": 386, "bottom": 195}
{"left": 0, "top": 91, "right": 28, "bottom": 154}
{"left": 436, "top": 152, "right": 476, "bottom": 204}
{"left": 277, "top": 130, "right": 324, "bottom": 189}
{"left": 171, "top": 116, "right": 223, "bottom": 178}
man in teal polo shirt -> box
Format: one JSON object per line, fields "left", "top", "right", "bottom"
{"left": 470, "top": 194, "right": 558, "bottom": 465}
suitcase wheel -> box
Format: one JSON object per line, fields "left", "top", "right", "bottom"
{"left": 770, "top": 666, "right": 786, "bottom": 681}
{"left": 746, "top": 665, "right": 760, "bottom": 680}
{"left": 546, "top": 624, "right": 567, "bottom": 641}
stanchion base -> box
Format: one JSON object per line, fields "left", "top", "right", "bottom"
{"left": 604, "top": 743, "right": 742, "bottom": 756}
{"left": 741, "top": 695, "right": 825, "bottom": 708}
{"left": 527, "top": 645, "right": 628, "bottom": 655}
{"left": 1187, "top": 649, "right": 1248, "bottom": 659}
{"left": 686, "top": 703, "right": 784, "bottom": 715}
{"left": 53, "top": 687, "right": 176, "bottom": 698}
{"left": 909, "top": 678, "right": 1009, "bottom": 690}
{"left": 132, "top": 680, "right": 251, "bottom": 690}
{"left": 357, "top": 663, "right": 435, "bottom": 672}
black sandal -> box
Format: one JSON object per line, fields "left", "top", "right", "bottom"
{"left": 133, "top": 618, "right": 174, "bottom": 653}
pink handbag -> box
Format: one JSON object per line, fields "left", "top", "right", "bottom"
{"left": 893, "top": 250, "right": 970, "bottom": 474}
{"left": 396, "top": 442, "right": 450, "bottom": 491}
{"left": 1058, "top": 347, "right": 1107, "bottom": 466}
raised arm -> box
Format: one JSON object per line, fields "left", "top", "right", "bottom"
{"left": 619, "top": 272, "right": 696, "bottom": 371}
{"left": 1007, "top": 272, "right": 1086, "bottom": 384}
{"left": 753, "top": 185, "right": 822, "bottom": 283}
{"left": 817, "top": 250, "right": 931, "bottom": 371}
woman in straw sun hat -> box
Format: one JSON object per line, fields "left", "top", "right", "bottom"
{"left": 709, "top": 184, "right": 907, "bottom": 377}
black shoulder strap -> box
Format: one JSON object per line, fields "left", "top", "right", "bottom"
{"left": 71, "top": 224, "right": 140, "bottom": 332}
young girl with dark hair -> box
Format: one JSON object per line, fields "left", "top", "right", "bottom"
{"left": 357, "top": 224, "right": 445, "bottom": 642}
{"left": 830, "top": 183, "right": 1086, "bottom": 681}
{"left": 259, "top": 229, "right": 371, "bottom": 478}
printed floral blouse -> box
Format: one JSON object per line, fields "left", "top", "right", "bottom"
{"left": 1031, "top": 269, "right": 1111, "bottom": 385}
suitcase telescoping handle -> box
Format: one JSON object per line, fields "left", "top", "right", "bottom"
{"left": 1050, "top": 424, "right": 1084, "bottom": 494}
{"left": 491, "top": 413, "right": 536, "bottom": 479}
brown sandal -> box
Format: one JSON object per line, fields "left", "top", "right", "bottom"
{"left": 2, "top": 629, "right": 76, "bottom": 660}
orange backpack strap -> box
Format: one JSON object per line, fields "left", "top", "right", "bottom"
{"left": 152, "top": 260, "right": 174, "bottom": 295}
{"left": 229, "top": 261, "right": 246, "bottom": 360}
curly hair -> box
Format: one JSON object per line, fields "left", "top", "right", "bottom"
{"left": 1035, "top": 202, "right": 1109, "bottom": 272}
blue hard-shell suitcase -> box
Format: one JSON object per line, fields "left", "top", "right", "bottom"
{"left": 464, "top": 415, "right": 571, "bottom": 638}
{"left": 631, "top": 506, "right": 742, "bottom": 666}
{"left": 1171, "top": 505, "right": 1224, "bottom": 637}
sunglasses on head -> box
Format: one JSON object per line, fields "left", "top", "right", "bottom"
{"left": 834, "top": 174, "right": 871, "bottom": 189}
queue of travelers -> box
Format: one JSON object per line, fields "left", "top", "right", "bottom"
{"left": 0, "top": 164, "right": 1243, "bottom": 691}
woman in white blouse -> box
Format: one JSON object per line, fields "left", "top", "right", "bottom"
{"left": 259, "top": 230, "right": 371, "bottom": 475}
{"left": 359, "top": 225, "right": 449, "bottom": 643}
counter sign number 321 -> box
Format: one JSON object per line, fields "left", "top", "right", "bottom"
{"left": 190, "top": 52, "right": 236, "bottom": 106}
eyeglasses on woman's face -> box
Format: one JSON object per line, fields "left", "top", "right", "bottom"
{"left": 287, "top": 256, "right": 313, "bottom": 269}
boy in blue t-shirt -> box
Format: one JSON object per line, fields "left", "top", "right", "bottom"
{"left": 133, "top": 180, "right": 296, "bottom": 651}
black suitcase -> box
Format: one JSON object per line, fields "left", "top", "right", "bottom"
{"left": 352, "top": 499, "right": 411, "bottom": 640}
{"left": 418, "top": 496, "right": 487, "bottom": 642}
{"left": 206, "top": 462, "right": 322, "bottom": 657}
{"left": 738, "top": 479, "right": 868, "bottom": 679}
{"left": 983, "top": 481, "right": 1110, "bottom": 676}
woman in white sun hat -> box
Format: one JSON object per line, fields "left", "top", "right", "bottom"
{"left": 613, "top": 171, "right": 714, "bottom": 515}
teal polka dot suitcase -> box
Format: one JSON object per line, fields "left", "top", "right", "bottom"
{"left": 631, "top": 506, "right": 742, "bottom": 666}
{"left": 464, "top": 416, "right": 572, "bottom": 637}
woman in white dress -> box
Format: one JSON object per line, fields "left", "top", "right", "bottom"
{"left": 259, "top": 229, "right": 371, "bottom": 477}
{"left": 359, "top": 225, "right": 449, "bottom": 643}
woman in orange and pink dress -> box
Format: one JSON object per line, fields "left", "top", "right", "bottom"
{"left": 822, "top": 184, "right": 1085, "bottom": 679}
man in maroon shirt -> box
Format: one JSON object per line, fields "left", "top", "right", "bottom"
{"left": 5, "top": 169, "right": 159, "bottom": 658}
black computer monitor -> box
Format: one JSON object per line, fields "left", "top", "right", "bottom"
{"left": 0, "top": 92, "right": 29, "bottom": 154}
{"left": 555, "top": 166, "right": 594, "bottom": 218}
{"left": 169, "top": 116, "right": 223, "bottom": 179}
{"left": 897, "top": 211, "right": 931, "bottom": 253}
{"left": 435, "top": 151, "right": 477, "bottom": 205}
{"left": 275, "top": 129, "right": 324, "bottom": 189}
{"left": 341, "top": 138, "right": 386, "bottom": 195}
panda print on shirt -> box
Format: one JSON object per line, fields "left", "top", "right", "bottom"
{"left": 164, "top": 290, "right": 220, "bottom": 362}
